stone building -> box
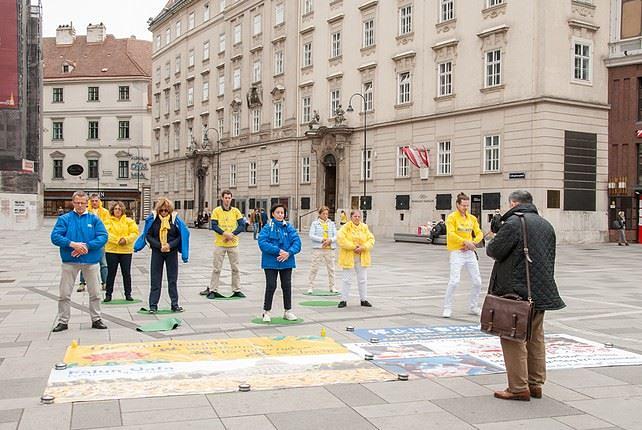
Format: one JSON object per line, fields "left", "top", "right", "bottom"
{"left": 42, "top": 24, "right": 152, "bottom": 220}
{"left": 150, "top": 0, "right": 609, "bottom": 242}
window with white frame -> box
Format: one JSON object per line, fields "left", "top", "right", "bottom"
{"left": 275, "top": 3, "right": 284, "bottom": 25}
{"left": 88, "top": 159, "right": 99, "bottom": 179}
{"left": 302, "top": 96, "right": 311, "bottom": 123}
{"left": 484, "top": 135, "right": 500, "bottom": 172}
{"left": 164, "top": 62, "right": 171, "bottom": 79}
{"left": 331, "top": 31, "right": 342, "bottom": 58}
{"left": 175, "top": 55, "right": 181, "bottom": 74}
{"left": 487, "top": 0, "right": 503, "bottom": 7}
{"left": 233, "top": 68, "right": 241, "bottom": 89}
{"left": 88, "top": 120, "right": 99, "bottom": 140}
{"left": 155, "top": 35, "right": 161, "bottom": 50}
{"left": 187, "top": 122, "right": 194, "bottom": 147}
{"left": 397, "top": 72, "right": 411, "bottom": 104}
{"left": 204, "top": 3, "right": 210, "bottom": 21}
{"left": 363, "top": 81, "right": 373, "bottom": 111}
{"left": 397, "top": 147, "right": 409, "bottom": 178}
{"left": 485, "top": 49, "right": 501, "bottom": 87}
{"left": 271, "top": 159, "right": 280, "bottom": 184}
{"left": 186, "top": 166, "right": 194, "bottom": 189}
{"left": 438, "top": 61, "right": 453, "bottom": 96}
{"left": 174, "top": 85, "right": 180, "bottom": 110}
{"left": 573, "top": 41, "right": 591, "bottom": 82}
{"left": 440, "top": 0, "right": 454, "bottom": 22}
{"left": 154, "top": 94, "right": 160, "bottom": 118}
{"left": 219, "top": 33, "right": 225, "bottom": 52}
{"left": 253, "top": 14, "right": 262, "bottom": 35}
{"left": 438, "top": 140, "right": 452, "bottom": 175}
{"left": 188, "top": 12, "right": 195, "bottom": 30}
{"left": 301, "top": 156, "right": 311, "bottom": 183}
{"left": 303, "top": 42, "right": 312, "bottom": 67}
{"left": 302, "top": 0, "right": 313, "bottom": 15}
{"left": 218, "top": 74, "right": 225, "bottom": 95}
{"left": 399, "top": 4, "right": 412, "bottom": 35}
{"left": 174, "top": 124, "right": 180, "bottom": 151}
{"left": 233, "top": 23, "right": 242, "bottom": 45}
{"left": 53, "top": 159, "right": 63, "bottom": 178}
{"left": 232, "top": 111, "right": 240, "bottom": 136}
{"left": 202, "top": 81, "right": 209, "bottom": 102}
{"left": 217, "top": 116, "right": 224, "bottom": 136}
{"left": 251, "top": 108, "right": 261, "bottom": 132}
{"left": 188, "top": 49, "right": 195, "bottom": 67}
{"left": 187, "top": 86, "right": 194, "bottom": 106}
{"left": 229, "top": 163, "right": 237, "bottom": 187}
{"left": 360, "top": 148, "right": 372, "bottom": 180}
{"left": 118, "top": 120, "right": 130, "bottom": 139}
{"left": 53, "top": 87, "right": 63, "bottom": 103}
{"left": 165, "top": 28, "right": 171, "bottom": 45}
{"left": 203, "top": 40, "right": 210, "bottom": 61}
{"left": 363, "top": 18, "right": 375, "bottom": 48}
{"left": 253, "top": 60, "right": 262, "bottom": 82}
{"left": 274, "top": 50, "right": 284, "bottom": 75}
{"left": 273, "top": 102, "right": 283, "bottom": 128}
{"left": 175, "top": 21, "right": 182, "bottom": 37}
{"left": 249, "top": 161, "right": 257, "bottom": 186}
{"left": 164, "top": 89, "right": 170, "bottom": 114}
{"left": 119, "top": 160, "right": 129, "bottom": 179}
{"left": 330, "top": 89, "right": 340, "bottom": 117}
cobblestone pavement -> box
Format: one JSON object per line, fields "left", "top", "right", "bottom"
{"left": 0, "top": 220, "right": 640, "bottom": 429}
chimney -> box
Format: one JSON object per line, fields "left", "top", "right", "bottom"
{"left": 87, "top": 22, "right": 106, "bottom": 43}
{"left": 55, "top": 23, "right": 75, "bottom": 45}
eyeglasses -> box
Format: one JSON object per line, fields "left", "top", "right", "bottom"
{"left": 159, "top": 208, "right": 169, "bottom": 213}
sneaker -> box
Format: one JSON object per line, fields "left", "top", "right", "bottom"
{"left": 231, "top": 291, "right": 246, "bottom": 298}
{"left": 171, "top": 306, "right": 184, "bottom": 313}
{"left": 442, "top": 308, "right": 452, "bottom": 318}
{"left": 199, "top": 287, "right": 211, "bottom": 296}
{"left": 104, "top": 295, "right": 112, "bottom": 303}
{"left": 91, "top": 319, "right": 108, "bottom": 329}
{"left": 262, "top": 311, "right": 271, "bottom": 323}
{"left": 469, "top": 307, "right": 481, "bottom": 316}
{"left": 125, "top": 296, "right": 134, "bottom": 301}
{"left": 77, "top": 283, "right": 86, "bottom": 292}
{"left": 207, "top": 291, "right": 226, "bottom": 299}
{"left": 307, "top": 288, "right": 313, "bottom": 294}
{"left": 360, "top": 300, "right": 373, "bottom": 307}
{"left": 52, "top": 322, "right": 68, "bottom": 333}
{"left": 283, "top": 310, "right": 298, "bottom": 321}
{"left": 330, "top": 288, "right": 338, "bottom": 293}
{"left": 148, "top": 307, "right": 158, "bottom": 314}
{"left": 338, "top": 301, "right": 347, "bottom": 308}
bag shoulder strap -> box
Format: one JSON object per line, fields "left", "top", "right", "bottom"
{"left": 515, "top": 212, "right": 533, "bottom": 302}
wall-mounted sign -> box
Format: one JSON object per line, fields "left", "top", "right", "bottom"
{"left": 21, "top": 159, "right": 34, "bottom": 173}
{"left": 67, "top": 164, "right": 84, "bottom": 176}
{"left": 508, "top": 172, "right": 526, "bottom": 180}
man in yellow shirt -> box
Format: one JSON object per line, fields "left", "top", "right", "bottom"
{"left": 201, "top": 190, "right": 246, "bottom": 298}
{"left": 443, "top": 192, "right": 483, "bottom": 318}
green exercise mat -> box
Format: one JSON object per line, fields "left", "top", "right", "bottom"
{"left": 300, "top": 300, "right": 340, "bottom": 307}
{"left": 136, "top": 317, "right": 182, "bottom": 332}
{"left": 102, "top": 299, "right": 142, "bottom": 305}
{"left": 137, "top": 307, "right": 182, "bottom": 315}
{"left": 251, "top": 317, "right": 304, "bottom": 325}
{"left": 303, "top": 290, "right": 340, "bottom": 296}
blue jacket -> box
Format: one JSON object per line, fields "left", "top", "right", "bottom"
{"left": 51, "top": 210, "right": 108, "bottom": 264}
{"left": 134, "top": 212, "right": 190, "bottom": 263}
{"left": 258, "top": 219, "right": 301, "bottom": 270}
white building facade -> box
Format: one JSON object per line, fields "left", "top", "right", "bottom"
{"left": 43, "top": 24, "right": 153, "bottom": 219}
{"left": 150, "top": 0, "right": 609, "bottom": 242}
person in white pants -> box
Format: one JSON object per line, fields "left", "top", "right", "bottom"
{"left": 443, "top": 192, "right": 484, "bottom": 318}
{"left": 307, "top": 206, "right": 337, "bottom": 293}
{"left": 336, "top": 209, "right": 375, "bottom": 308}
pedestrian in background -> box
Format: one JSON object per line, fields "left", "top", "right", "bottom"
{"left": 487, "top": 190, "right": 565, "bottom": 401}
{"left": 135, "top": 197, "right": 190, "bottom": 313}
{"left": 442, "top": 192, "right": 484, "bottom": 318}
{"left": 307, "top": 206, "right": 338, "bottom": 294}
{"left": 78, "top": 193, "right": 109, "bottom": 292}
{"left": 337, "top": 209, "right": 375, "bottom": 308}
{"left": 615, "top": 210, "right": 629, "bottom": 246}
{"left": 251, "top": 208, "right": 261, "bottom": 240}
{"left": 339, "top": 210, "right": 348, "bottom": 226}
{"left": 258, "top": 204, "right": 301, "bottom": 323}
{"left": 104, "top": 201, "right": 139, "bottom": 302}
{"left": 50, "top": 190, "right": 108, "bottom": 332}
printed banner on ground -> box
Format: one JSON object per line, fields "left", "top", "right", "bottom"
{"left": 353, "top": 325, "right": 489, "bottom": 342}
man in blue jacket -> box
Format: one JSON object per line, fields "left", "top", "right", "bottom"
{"left": 50, "top": 191, "right": 109, "bottom": 332}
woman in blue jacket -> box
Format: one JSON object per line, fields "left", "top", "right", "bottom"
{"left": 258, "top": 204, "right": 302, "bottom": 323}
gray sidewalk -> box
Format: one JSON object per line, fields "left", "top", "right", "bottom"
{"left": 0, "top": 221, "right": 641, "bottom": 429}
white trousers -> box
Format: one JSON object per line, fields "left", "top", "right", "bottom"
{"left": 341, "top": 256, "right": 367, "bottom": 301}
{"left": 308, "top": 248, "right": 336, "bottom": 290}
{"left": 443, "top": 250, "right": 482, "bottom": 311}
{"left": 58, "top": 263, "right": 102, "bottom": 324}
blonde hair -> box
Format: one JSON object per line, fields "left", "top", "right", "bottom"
{"left": 154, "top": 197, "right": 174, "bottom": 213}
{"left": 109, "top": 201, "right": 126, "bottom": 216}
{"left": 318, "top": 206, "right": 330, "bottom": 214}
{"left": 350, "top": 209, "right": 361, "bottom": 217}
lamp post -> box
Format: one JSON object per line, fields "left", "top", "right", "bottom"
{"left": 346, "top": 92, "right": 368, "bottom": 223}
{"left": 127, "top": 147, "right": 142, "bottom": 223}
{"left": 202, "top": 127, "right": 221, "bottom": 206}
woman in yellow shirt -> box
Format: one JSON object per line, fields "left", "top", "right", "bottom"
{"left": 337, "top": 209, "right": 375, "bottom": 308}
{"left": 104, "top": 202, "right": 139, "bottom": 302}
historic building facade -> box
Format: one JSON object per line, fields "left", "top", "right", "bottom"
{"left": 607, "top": 0, "right": 642, "bottom": 243}
{"left": 42, "top": 24, "right": 152, "bottom": 220}
{"left": 150, "top": 0, "right": 609, "bottom": 242}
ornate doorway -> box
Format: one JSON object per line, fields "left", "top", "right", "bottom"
{"left": 323, "top": 153, "right": 337, "bottom": 217}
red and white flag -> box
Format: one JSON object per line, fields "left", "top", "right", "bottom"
{"left": 636, "top": 130, "right": 642, "bottom": 139}
{"left": 402, "top": 146, "right": 430, "bottom": 168}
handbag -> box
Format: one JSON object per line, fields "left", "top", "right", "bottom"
{"left": 480, "top": 213, "right": 534, "bottom": 343}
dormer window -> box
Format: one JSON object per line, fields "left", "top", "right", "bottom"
{"left": 62, "top": 63, "right": 73, "bottom": 73}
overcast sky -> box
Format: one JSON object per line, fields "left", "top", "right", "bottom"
{"left": 42, "top": 0, "right": 168, "bottom": 41}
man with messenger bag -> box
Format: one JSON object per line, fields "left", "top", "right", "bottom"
{"left": 484, "top": 190, "right": 565, "bottom": 401}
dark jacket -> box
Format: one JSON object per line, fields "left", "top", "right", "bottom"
{"left": 486, "top": 203, "right": 565, "bottom": 311}
{"left": 135, "top": 211, "right": 190, "bottom": 262}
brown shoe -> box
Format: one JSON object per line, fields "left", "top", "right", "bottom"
{"left": 494, "top": 389, "right": 530, "bottom": 401}
{"left": 529, "top": 385, "right": 542, "bottom": 398}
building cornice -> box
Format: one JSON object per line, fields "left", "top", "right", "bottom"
{"left": 477, "top": 24, "right": 510, "bottom": 39}
{"left": 605, "top": 54, "right": 642, "bottom": 68}
{"left": 568, "top": 19, "right": 599, "bottom": 32}
{"left": 44, "top": 76, "right": 150, "bottom": 84}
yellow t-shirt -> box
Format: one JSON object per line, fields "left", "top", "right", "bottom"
{"left": 445, "top": 211, "right": 483, "bottom": 252}
{"left": 322, "top": 221, "right": 330, "bottom": 248}
{"left": 212, "top": 206, "right": 243, "bottom": 247}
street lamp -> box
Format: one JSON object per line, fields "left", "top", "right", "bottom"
{"left": 346, "top": 92, "right": 368, "bottom": 223}
{"left": 202, "top": 127, "right": 221, "bottom": 205}
{"left": 127, "top": 147, "right": 142, "bottom": 223}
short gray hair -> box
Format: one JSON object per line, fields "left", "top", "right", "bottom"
{"left": 508, "top": 190, "right": 533, "bottom": 205}
{"left": 71, "top": 190, "right": 87, "bottom": 200}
